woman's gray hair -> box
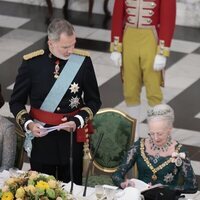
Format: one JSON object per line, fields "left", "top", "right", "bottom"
{"left": 147, "top": 104, "right": 175, "bottom": 128}
{"left": 47, "top": 18, "right": 74, "bottom": 41}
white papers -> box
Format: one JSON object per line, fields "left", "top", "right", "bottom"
{"left": 40, "top": 124, "right": 71, "bottom": 135}
{"left": 130, "top": 178, "right": 163, "bottom": 193}
{"left": 130, "top": 178, "right": 150, "bottom": 192}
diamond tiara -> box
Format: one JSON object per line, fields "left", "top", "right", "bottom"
{"left": 147, "top": 108, "right": 172, "bottom": 117}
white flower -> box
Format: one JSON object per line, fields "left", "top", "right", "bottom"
{"left": 171, "top": 152, "right": 186, "bottom": 167}
{"left": 171, "top": 152, "right": 186, "bottom": 159}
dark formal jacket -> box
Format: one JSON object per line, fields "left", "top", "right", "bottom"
{"left": 9, "top": 49, "right": 101, "bottom": 164}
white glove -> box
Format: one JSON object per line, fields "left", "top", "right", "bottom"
{"left": 153, "top": 54, "right": 167, "bottom": 71}
{"left": 110, "top": 52, "right": 122, "bottom": 66}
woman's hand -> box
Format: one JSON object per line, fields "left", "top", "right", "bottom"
{"left": 120, "top": 179, "right": 135, "bottom": 189}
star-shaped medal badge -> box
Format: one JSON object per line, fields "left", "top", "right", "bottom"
{"left": 164, "top": 173, "right": 174, "bottom": 183}
{"left": 69, "top": 96, "right": 80, "bottom": 108}
{"left": 69, "top": 82, "right": 80, "bottom": 94}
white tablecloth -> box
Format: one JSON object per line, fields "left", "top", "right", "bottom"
{"left": 63, "top": 182, "right": 96, "bottom": 200}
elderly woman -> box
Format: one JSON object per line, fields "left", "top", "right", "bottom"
{"left": 0, "top": 84, "right": 16, "bottom": 172}
{"left": 112, "top": 104, "right": 198, "bottom": 196}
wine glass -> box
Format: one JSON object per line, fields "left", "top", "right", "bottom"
{"left": 95, "top": 185, "right": 104, "bottom": 199}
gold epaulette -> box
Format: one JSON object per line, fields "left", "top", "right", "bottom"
{"left": 23, "top": 49, "right": 44, "bottom": 60}
{"left": 73, "top": 48, "right": 90, "bottom": 57}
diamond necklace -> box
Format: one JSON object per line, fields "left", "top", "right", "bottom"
{"left": 149, "top": 136, "right": 172, "bottom": 152}
{"left": 149, "top": 136, "right": 172, "bottom": 164}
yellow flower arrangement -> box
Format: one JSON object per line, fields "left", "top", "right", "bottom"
{"left": 0, "top": 171, "right": 73, "bottom": 200}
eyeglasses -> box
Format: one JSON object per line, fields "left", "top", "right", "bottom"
{"left": 148, "top": 131, "right": 168, "bottom": 137}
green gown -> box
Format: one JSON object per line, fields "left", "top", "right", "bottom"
{"left": 112, "top": 138, "right": 198, "bottom": 193}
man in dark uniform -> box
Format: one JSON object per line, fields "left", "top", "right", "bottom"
{"left": 9, "top": 18, "right": 101, "bottom": 185}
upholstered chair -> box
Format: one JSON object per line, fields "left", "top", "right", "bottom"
{"left": 83, "top": 108, "right": 136, "bottom": 187}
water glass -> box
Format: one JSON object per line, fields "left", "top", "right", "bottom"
{"left": 95, "top": 185, "right": 104, "bottom": 199}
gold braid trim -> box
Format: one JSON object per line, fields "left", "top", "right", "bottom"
{"left": 23, "top": 49, "right": 44, "bottom": 60}
{"left": 16, "top": 109, "right": 28, "bottom": 126}
{"left": 73, "top": 48, "right": 90, "bottom": 57}
{"left": 80, "top": 107, "right": 94, "bottom": 121}
{"left": 140, "top": 139, "right": 182, "bottom": 181}
{"left": 157, "top": 40, "right": 170, "bottom": 57}
{"left": 110, "top": 36, "right": 122, "bottom": 52}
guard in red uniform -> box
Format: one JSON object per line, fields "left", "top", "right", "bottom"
{"left": 110, "top": 0, "right": 176, "bottom": 139}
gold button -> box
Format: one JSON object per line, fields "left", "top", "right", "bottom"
{"left": 149, "top": 10, "right": 153, "bottom": 15}
{"left": 151, "top": 2, "right": 155, "bottom": 7}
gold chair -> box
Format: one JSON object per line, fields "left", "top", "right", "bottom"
{"left": 83, "top": 108, "right": 136, "bottom": 187}
{"left": 14, "top": 126, "right": 25, "bottom": 170}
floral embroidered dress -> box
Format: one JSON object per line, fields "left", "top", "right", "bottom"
{"left": 112, "top": 138, "right": 198, "bottom": 193}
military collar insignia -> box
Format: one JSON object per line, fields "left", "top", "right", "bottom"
{"left": 49, "top": 52, "right": 52, "bottom": 58}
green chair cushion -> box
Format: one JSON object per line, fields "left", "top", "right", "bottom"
{"left": 90, "top": 111, "right": 133, "bottom": 169}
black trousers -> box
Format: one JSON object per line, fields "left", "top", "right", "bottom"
{"left": 30, "top": 130, "right": 84, "bottom": 185}
{"left": 30, "top": 161, "right": 83, "bottom": 185}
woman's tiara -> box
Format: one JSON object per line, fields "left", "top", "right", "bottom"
{"left": 147, "top": 108, "right": 172, "bottom": 117}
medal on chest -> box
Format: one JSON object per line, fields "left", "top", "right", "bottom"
{"left": 54, "top": 60, "right": 60, "bottom": 79}
{"left": 175, "top": 157, "right": 183, "bottom": 167}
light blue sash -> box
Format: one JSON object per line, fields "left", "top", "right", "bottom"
{"left": 41, "top": 54, "right": 85, "bottom": 112}
{"left": 24, "top": 54, "right": 85, "bottom": 157}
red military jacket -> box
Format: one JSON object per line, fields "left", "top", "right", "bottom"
{"left": 110, "top": 0, "right": 176, "bottom": 56}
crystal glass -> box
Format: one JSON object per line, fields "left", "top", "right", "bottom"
{"left": 95, "top": 185, "right": 104, "bottom": 199}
